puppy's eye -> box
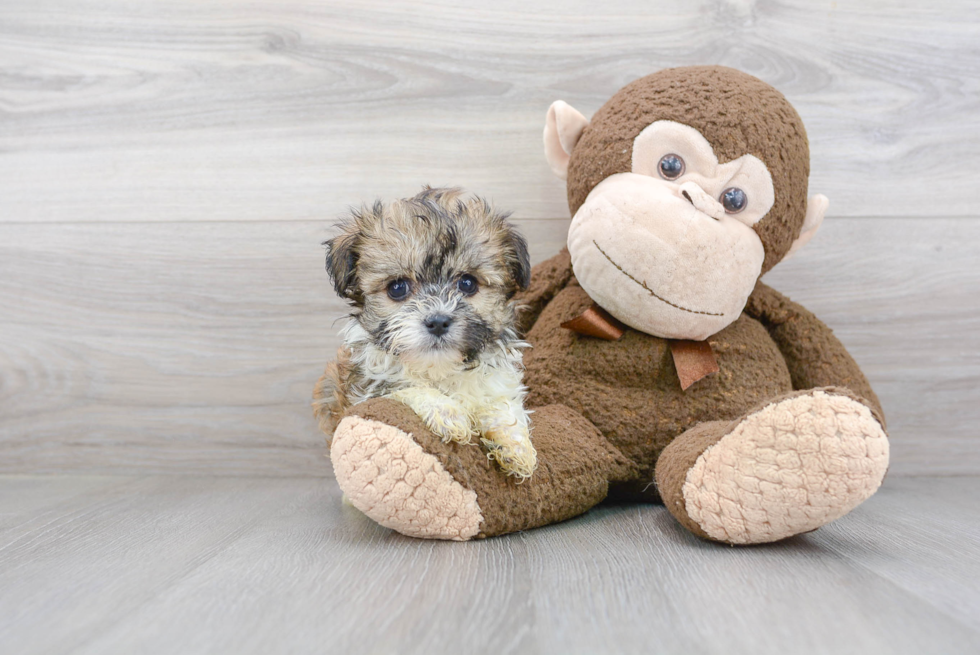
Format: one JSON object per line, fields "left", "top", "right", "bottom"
{"left": 721, "top": 187, "right": 747, "bottom": 214}
{"left": 658, "top": 154, "right": 685, "bottom": 180}
{"left": 386, "top": 278, "right": 411, "bottom": 301}
{"left": 457, "top": 274, "right": 478, "bottom": 296}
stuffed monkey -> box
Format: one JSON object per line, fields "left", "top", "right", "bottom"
{"left": 320, "top": 66, "right": 889, "bottom": 544}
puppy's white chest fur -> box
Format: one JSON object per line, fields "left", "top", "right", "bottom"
{"left": 343, "top": 322, "right": 536, "bottom": 480}
{"left": 344, "top": 324, "right": 520, "bottom": 400}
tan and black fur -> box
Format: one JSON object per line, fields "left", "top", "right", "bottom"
{"left": 313, "top": 187, "right": 538, "bottom": 479}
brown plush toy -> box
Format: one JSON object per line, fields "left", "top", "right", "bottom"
{"left": 318, "top": 66, "right": 890, "bottom": 544}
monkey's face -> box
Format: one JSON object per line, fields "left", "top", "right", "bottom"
{"left": 567, "top": 121, "right": 774, "bottom": 341}
{"left": 545, "top": 67, "right": 825, "bottom": 342}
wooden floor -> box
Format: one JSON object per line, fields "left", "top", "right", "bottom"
{"left": 1, "top": 475, "right": 978, "bottom": 654}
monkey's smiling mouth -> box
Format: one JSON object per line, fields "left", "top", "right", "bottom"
{"left": 592, "top": 241, "right": 724, "bottom": 317}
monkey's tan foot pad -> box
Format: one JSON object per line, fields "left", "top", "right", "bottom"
{"left": 680, "top": 390, "right": 889, "bottom": 544}
{"left": 330, "top": 416, "right": 483, "bottom": 541}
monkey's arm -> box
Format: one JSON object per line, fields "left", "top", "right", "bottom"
{"left": 745, "top": 281, "right": 885, "bottom": 423}
{"left": 513, "top": 248, "right": 574, "bottom": 335}
{"left": 312, "top": 346, "right": 354, "bottom": 442}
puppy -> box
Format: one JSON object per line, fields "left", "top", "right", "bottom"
{"left": 313, "top": 187, "right": 537, "bottom": 480}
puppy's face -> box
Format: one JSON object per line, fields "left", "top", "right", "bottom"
{"left": 326, "top": 188, "right": 530, "bottom": 365}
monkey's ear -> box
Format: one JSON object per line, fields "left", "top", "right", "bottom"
{"left": 324, "top": 226, "right": 362, "bottom": 304}
{"left": 504, "top": 227, "right": 532, "bottom": 293}
{"left": 783, "top": 194, "right": 828, "bottom": 261}
{"left": 543, "top": 100, "right": 589, "bottom": 181}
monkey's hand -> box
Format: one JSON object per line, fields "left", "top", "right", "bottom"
{"left": 477, "top": 404, "right": 537, "bottom": 481}
{"left": 387, "top": 388, "right": 476, "bottom": 444}
{"left": 312, "top": 346, "right": 353, "bottom": 444}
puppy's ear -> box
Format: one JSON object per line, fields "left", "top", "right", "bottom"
{"left": 503, "top": 226, "right": 531, "bottom": 293}
{"left": 324, "top": 223, "right": 362, "bottom": 304}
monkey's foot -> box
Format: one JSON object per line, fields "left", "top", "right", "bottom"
{"left": 331, "top": 415, "right": 483, "bottom": 541}
{"left": 656, "top": 388, "right": 889, "bottom": 545}
{"left": 332, "top": 398, "right": 636, "bottom": 540}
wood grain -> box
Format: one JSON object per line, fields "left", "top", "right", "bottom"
{"left": 1, "top": 217, "right": 977, "bottom": 476}
{"left": 2, "top": 4, "right": 977, "bottom": 651}
{"left": 1, "top": 474, "right": 978, "bottom": 654}
{"left": 816, "top": 476, "right": 980, "bottom": 634}
{"left": 1, "top": 0, "right": 978, "bottom": 476}
{"left": 1, "top": 0, "right": 978, "bottom": 222}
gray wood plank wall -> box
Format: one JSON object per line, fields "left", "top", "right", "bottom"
{"left": 2, "top": 0, "right": 978, "bottom": 476}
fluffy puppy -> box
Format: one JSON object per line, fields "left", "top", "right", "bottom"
{"left": 313, "top": 187, "right": 537, "bottom": 480}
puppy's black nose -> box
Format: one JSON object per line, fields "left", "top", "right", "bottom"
{"left": 424, "top": 314, "right": 453, "bottom": 337}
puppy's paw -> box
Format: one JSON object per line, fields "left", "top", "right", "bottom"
{"left": 482, "top": 429, "right": 537, "bottom": 481}
{"left": 424, "top": 402, "right": 476, "bottom": 444}
{"left": 388, "top": 388, "right": 475, "bottom": 444}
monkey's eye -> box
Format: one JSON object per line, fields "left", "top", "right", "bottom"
{"left": 457, "top": 274, "right": 479, "bottom": 296}
{"left": 721, "top": 187, "right": 748, "bottom": 214}
{"left": 386, "top": 278, "right": 411, "bottom": 301}
{"left": 658, "top": 154, "right": 685, "bottom": 180}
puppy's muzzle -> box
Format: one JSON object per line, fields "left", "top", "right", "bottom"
{"left": 424, "top": 313, "right": 453, "bottom": 337}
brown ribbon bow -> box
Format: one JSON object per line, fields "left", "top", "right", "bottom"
{"left": 560, "top": 303, "right": 719, "bottom": 390}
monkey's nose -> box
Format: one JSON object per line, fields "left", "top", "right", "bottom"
{"left": 424, "top": 314, "right": 453, "bottom": 337}
{"left": 678, "top": 181, "right": 726, "bottom": 221}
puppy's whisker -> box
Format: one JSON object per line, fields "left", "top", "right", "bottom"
{"left": 330, "top": 313, "right": 354, "bottom": 329}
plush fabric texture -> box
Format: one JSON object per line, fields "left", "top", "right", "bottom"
{"left": 629, "top": 121, "right": 776, "bottom": 226}
{"left": 566, "top": 65, "right": 810, "bottom": 274}
{"left": 784, "top": 193, "right": 828, "bottom": 260}
{"left": 543, "top": 100, "right": 590, "bottom": 180}
{"left": 745, "top": 281, "right": 885, "bottom": 423}
{"left": 331, "top": 260, "right": 889, "bottom": 541}
{"left": 653, "top": 420, "right": 731, "bottom": 540}
{"left": 677, "top": 389, "right": 889, "bottom": 544}
{"left": 343, "top": 398, "right": 637, "bottom": 539}
{"left": 522, "top": 271, "right": 795, "bottom": 500}
{"left": 565, "top": 172, "right": 766, "bottom": 340}
{"left": 515, "top": 247, "right": 574, "bottom": 335}
{"left": 319, "top": 67, "right": 889, "bottom": 544}
{"left": 331, "top": 414, "right": 483, "bottom": 541}
{"left": 323, "top": 255, "right": 888, "bottom": 543}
